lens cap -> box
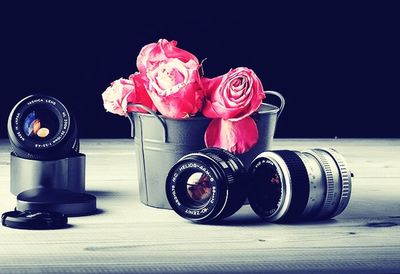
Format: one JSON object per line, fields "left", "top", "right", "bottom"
{"left": 1, "top": 210, "right": 68, "bottom": 230}
{"left": 16, "top": 188, "right": 97, "bottom": 217}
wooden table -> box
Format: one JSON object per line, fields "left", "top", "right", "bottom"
{"left": 0, "top": 139, "right": 399, "bottom": 273}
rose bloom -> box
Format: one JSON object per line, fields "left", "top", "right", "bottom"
{"left": 202, "top": 67, "right": 265, "bottom": 154}
{"left": 102, "top": 73, "right": 156, "bottom": 116}
{"left": 202, "top": 67, "right": 265, "bottom": 121}
{"left": 136, "top": 39, "right": 204, "bottom": 119}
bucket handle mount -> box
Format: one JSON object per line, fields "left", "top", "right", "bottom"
{"left": 264, "top": 90, "right": 285, "bottom": 119}
{"left": 127, "top": 104, "right": 168, "bottom": 142}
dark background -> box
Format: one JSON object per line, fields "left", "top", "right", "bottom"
{"left": 0, "top": 1, "right": 399, "bottom": 138}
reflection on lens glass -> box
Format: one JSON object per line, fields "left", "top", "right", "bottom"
{"left": 252, "top": 162, "right": 282, "bottom": 215}
{"left": 37, "top": 128, "right": 50, "bottom": 138}
{"left": 186, "top": 172, "right": 212, "bottom": 205}
{"left": 23, "top": 112, "right": 40, "bottom": 137}
{"left": 22, "top": 109, "right": 58, "bottom": 140}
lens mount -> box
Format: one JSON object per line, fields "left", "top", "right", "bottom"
{"left": 166, "top": 148, "right": 247, "bottom": 223}
{"left": 8, "top": 95, "right": 79, "bottom": 160}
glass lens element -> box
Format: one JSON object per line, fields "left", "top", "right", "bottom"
{"left": 22, "top": 109, "right": 59, "bottom": 140}
{"left": 186, "top": 172, "right": 212, "bottom": 205}
{"left": 251, "top": 162, "right": 283, "bottom": 216}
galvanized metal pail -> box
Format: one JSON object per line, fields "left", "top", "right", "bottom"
{"left": 128, "top": 91, "right": 285, "bottom": 209}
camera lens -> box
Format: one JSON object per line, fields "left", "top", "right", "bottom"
{"left": 8, "top": 95, "right": 79, "bottom": 160}
{"left": 166, "top": 148, "right": 247, "bottom": 223}
{"left": 248, "top": 149, "right": 352, "bottom": 222}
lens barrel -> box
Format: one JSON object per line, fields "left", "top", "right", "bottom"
{"left": 166, "top": 148, "right": 247, "bottom": 223}
{"left": 248, "top": 149, "right": 352, "bottom": 222}
{"left": 8, "top": 95, "right": 79, "bottom": 160}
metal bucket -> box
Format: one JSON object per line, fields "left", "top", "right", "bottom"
{"left": 128, "top": 91, "right": 285, "bottom": 209}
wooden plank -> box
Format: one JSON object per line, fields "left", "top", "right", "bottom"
{"left": 0, "top": 139, "right": 398, "bottom": 273}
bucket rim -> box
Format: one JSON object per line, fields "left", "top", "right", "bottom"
{"left": 129, "top": 103, "right": 279, "bottom": 121}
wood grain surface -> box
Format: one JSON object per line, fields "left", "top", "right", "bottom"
{"left": 0, "top": 139, "right": 399, "bottom": 273}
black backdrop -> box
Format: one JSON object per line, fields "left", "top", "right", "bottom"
{"left": 0, "top": 1, "right": 399, "bottom": 138}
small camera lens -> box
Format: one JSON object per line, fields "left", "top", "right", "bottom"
{"left": 248, "top": 149, "right": 352, "bottom": 222}
{"left": 8, "top": 95, "right": 79, "bottom": 160}
{"left": 166, "top": 148, "right": 247, "bottom": 223}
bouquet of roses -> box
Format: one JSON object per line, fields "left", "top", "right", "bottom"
{"left": 102, "top": 39, "right": 266, "bottom": 154}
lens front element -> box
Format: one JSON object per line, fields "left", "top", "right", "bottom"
{"left": 22, "top": 108, "right": 59, "bottom": 140}
{"left": 250, "top": 158, "right": 284, "bottom": 218}
{"left": 186, "top": 172, "right": 212, "bottom": 206}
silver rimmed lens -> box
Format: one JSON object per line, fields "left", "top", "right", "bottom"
{"left": 166, "top": 148, "right": 247, "bottom": 223}
{"left": 7, "top": 94, "right": 79, "bottom": 160}
{"left": 248, "top": 148, "right": 352, "bottom": 222}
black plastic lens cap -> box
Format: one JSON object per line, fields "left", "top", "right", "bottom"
{"left": 1, "top": 210, "right": 68, "bottom": 230}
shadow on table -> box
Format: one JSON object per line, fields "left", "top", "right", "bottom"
{"left": 209, "top": 216, "right": 338, "bottom": 227}
{"left": 87, "top": 190, "right": 120, "bottom": 198}
{"left": 203, "top": 206, "right": 339, "bottom": 227}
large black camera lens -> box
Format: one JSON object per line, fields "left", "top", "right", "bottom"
{"left": 8, "top": 95, "right": 79, "bottom": 160}
{"left": 248, "top": 149, "right": 352, "bottom": 222}
{"left": 166, "top": 148, "right": 247, "bottom": 223}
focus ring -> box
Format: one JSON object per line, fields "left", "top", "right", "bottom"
{"left": 204, "top": 151, "right": 235, "bottom": 187}
{"left": 203, "top": 148, "right": 246, "bottom": 219}
{"left": 274, "top": 150, "right": 310, "bottom": 221}
{"left": 320, "top": 148, "right": 352, "bottom": 217}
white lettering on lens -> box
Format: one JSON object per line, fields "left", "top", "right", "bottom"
{"left": 185, "top": 209, "right": 200, "bottom": 215}
{"left": 27, "top": 99, "right": 44, "bottom": 105}
{"left": 45, "top": 99, "right": 56, "bottom": 105}
{"left": 209, "top": 186, "right": 217, "bottom": 204}
{"left": 16, "top": 132, "right": 25, "bottom": 141}
{"left": 171, "top": 185, "right": 181, "bottom": 206}
{"left": 178, "top": 163, "right": 215, "bottom": 182}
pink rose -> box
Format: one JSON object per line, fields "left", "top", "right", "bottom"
{"left": 136, "top": 39, "right": 204, "bottom": 118}
{"left": 102, "top": 73, "right": 156, "bottom": 116}
{"left": 201, "top": 67, "right": 266, "bottom": 154}
{"left": 202, "top": 67, "right": 265, "bottom": 121}
{"left": 137, "top": 39, "right": 199, "bottom": 75}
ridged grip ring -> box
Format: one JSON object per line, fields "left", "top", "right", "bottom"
{"left": 317, "top": 148, "right": 352, "bottom": 217}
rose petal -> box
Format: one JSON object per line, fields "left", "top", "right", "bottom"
{"left": 136, "top": 42, "right": 156, "bottom": 74}
{"left": 137, "top": 39, "right": 200, "bottom": 74}
{"left": 126, "top": 72, "right": 157, "bottom": 113}
{"left": 204, "top": 117, "right": 258, "bottom": 154}
{"left": 201, "top": 76, "right": 223, "bottom": 96}
{"left": 102, "top": 78, "right": 134, "bottom": 116}
{"left": 160, "top": 39, "right": 199, "bottom": 64}
{"left": 148, "top": 81, "right": 203, "bottom": 118}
